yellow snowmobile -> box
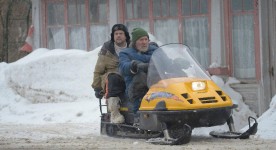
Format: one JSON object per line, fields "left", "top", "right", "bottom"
{"left": 99, "top": 44, "right": 257, "bottom": 145}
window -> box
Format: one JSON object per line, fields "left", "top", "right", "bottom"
{"left": 68, "top": 0, "right": 86, "bottom": 50}
{"left": 89, "top": 0, "right": 109, "bottom": 50}
{"left": 44, "top": 0, "right": 109, "bottom": 50}
{"left": 124, "top": 0, "right": 150, "bottom": 32}
{"left": 182, "top": 0, "right": 210, "bottom": 69}
{"left": 125, "top": 0, "right": 149, "bottom": 19}
{"left": 230, "top": 0, "right": 258, "bottom": 79}
{"left": 182, "top": 0, "right": 208, "bottom": 15}
{"left": 47, "top": 0, "right": 66, "bottom": 49}
{"left": 153, "top": 0, "right": 179, "bottom": 44}
{"left": 122, "top": 0, "right": 211, "bottom": 69}
{"left": 153, "top": 0, "right": 178, "bottom": 17}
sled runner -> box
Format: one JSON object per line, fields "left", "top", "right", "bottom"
{"left": 210, "top": 116, "right": 258, "bottom": 139}
{"left": 99, "top": 44, "right": 258, "bottom": 145}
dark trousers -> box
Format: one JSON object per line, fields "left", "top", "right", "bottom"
{"left": 128, "top": 71, "right": 148, "bottom": 113}
{"left": 133, "top": 98, "right": 142, "bottom": 113}
{"left": 106, "top": 73, "right": 126, "bottom": 99}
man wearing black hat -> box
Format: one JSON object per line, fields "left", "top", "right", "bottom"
{"left": 92, "top": 24, "right": 130, "bottom": 124}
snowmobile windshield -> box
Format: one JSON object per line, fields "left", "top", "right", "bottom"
{"left": 147, "top": 44, "right": 211, "bottom": 87}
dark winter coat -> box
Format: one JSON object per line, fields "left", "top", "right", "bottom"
{"left": 119, "top": 44, "right": 158, "bottom": 100}
{"left": 92, "top": 40, "right": 129, "bottom": 93}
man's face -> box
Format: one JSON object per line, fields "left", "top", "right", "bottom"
{"left": 114, "top": 30, "right": 126, "bottom": 45}
{"left": 135, "top": 36, "right": 149, "bottom": 52}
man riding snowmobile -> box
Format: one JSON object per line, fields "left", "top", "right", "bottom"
{"left": 92, "top": 24, "right": 130, "bottom": 124}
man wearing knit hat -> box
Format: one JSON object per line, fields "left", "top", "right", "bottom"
{"left": 92, "top": 24, "right": 130, "bottom": 124}
{"left": 119, "top": 27, "right": 159, "bottom": 116}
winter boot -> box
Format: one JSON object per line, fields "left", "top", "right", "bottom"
{"left": 107, "top": 97, "right": 125, "bottom": 124}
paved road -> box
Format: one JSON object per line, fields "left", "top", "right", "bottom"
{"left": 0, "top": 124, "right": 275, "bottom": 150}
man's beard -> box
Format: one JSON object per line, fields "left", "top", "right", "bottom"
{"left": 115, "top": 39, "right": 126, "bottom": 47}
{"left": 139, "top": 45, "right": 149, "bottom": 52}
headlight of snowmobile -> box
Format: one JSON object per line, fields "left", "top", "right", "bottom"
{"left": 191, "top": 81, "right": 206, "bottom": 91}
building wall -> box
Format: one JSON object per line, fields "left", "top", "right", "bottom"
{"left": 231, "top": 0, "right": 276, "bottom": 116}
{"left": 210, "top": 0, "right": 224, "bottom": 67}
{"left": 260, "top": 0, "right": 271, "bottom": 115}
{"left": 109, "top": 0, "right": 118, "bottom": 29}
{"left": 32, "top": 0, "right": 41, "bottom": 50}
{"left": 0, "top": 19, "right": 2, "bottom": 62}
{"left": 259, "top": 0, "right": 276, "bottom": 115}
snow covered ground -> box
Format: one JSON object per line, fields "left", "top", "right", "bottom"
{"left": 0, "top": 38, "right": 276, "bottom": 149}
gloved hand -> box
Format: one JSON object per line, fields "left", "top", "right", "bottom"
{"left": 149, "top": 41, "right": 159, "bottom": 48}
{"left": 131, "top": 60, "right": 149, "bottom": 73}
{"left": 137, "top": 63, "right": 149, "bottom": 73}
{"left": 94, "top": 88, "right": 103, "bottom": 99}
{"left": 130, "top": 60, "right": 139, "bottom": 73}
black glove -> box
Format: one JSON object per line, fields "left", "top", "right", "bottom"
{"left": 137, "top": 63, "right": 149, "bottom": 73}
{"left": 130, "top": 60, "right": 139, "bottom": 73}
{"left": 94, "top": 88, "right": 103, "bottom": 99}
{"left": 149, "top": 42, "right": 159, "bottom": 48}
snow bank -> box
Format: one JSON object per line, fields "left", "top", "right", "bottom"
{"left": 255, "top": 95, "right": 276, "bottom": 139}
{"left": 0, "top": 47, "right": 101, "bottom": 126}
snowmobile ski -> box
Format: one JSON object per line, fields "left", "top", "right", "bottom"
{"left": 146, "top": 137, "right": 182, "bottom": 145}
{"left": 146, "top": 123, "right": 192, "bottom": 145}
{"left": 210, "top": 116, "right": 258, "bottom": 139}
